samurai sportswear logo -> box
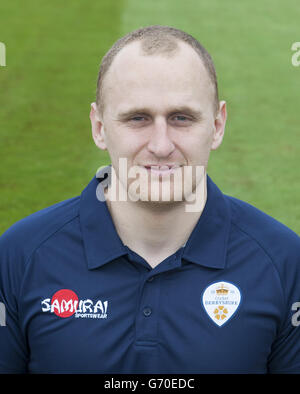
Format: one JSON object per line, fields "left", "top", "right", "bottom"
{"left": 41, "top": 289, "right": 108, "bottom": 319}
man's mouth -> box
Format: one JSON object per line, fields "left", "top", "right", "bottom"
{"left": 142, "top": 164, "right": 181, "bottom": 175}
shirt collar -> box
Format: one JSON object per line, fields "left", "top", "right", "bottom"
{"left": 79, "top": 165, "right": 231, "bottom": 270}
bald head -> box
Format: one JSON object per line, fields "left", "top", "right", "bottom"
{"left": 96, "top": 25, "right": 219, "bottom": 119}
{"left": 100, "top": 40, "right": 216, "bottom": 123}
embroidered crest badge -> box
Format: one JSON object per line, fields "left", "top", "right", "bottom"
{"left": 202, "top": 281, "right": 241, "bottom": 327}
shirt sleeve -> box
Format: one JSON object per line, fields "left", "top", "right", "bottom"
{"left": 267, "top": 233, "right": 300, "bottom": 373}
{"left": 0, "top": 228, "right": 28, "bottom": 373}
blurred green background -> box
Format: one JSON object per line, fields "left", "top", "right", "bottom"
{"left": 0, "top": 0, "right": 299, "bottom": 234}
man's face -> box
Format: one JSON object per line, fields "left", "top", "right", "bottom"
{"left": 92, "top": 40, "right": 226, "bottom": 204}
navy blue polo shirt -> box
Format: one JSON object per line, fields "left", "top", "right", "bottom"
{"left": 1, "top": 167, "right": 300, "bottom": 374}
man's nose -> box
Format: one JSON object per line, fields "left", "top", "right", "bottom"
{"left": 147, "top": 118, "right": 175, "bottom": 158}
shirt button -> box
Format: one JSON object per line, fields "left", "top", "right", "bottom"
{"left": 143, "top": 307, "right": 152, "bottom": 317}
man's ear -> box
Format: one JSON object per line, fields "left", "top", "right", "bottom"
{"left": 90, "top": 102, "right": 107, "bottom": 150}
{"left": 211, "top": 100, "right": 227, "bottom": 151}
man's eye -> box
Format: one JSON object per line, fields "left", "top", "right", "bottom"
{"left": 130, "top": 116, "right": 146, "bottom": 122}
{"left": 173, "top": 115, "right": 188, "bottom": 121}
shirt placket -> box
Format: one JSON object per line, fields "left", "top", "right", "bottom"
{"left": 135, "top": 271, "right": 161, "bottom": 346}
{"left": 126, "top": 246, "right": 184, "bottom": 347}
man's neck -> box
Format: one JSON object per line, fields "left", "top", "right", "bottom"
{"left": 103, "top": 175, "right": 207, "bottom": 268}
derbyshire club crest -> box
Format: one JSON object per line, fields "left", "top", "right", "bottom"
{"left": 202, "top": 281, "right": 241, "bottom": 327}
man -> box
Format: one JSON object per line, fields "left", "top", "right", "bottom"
{"left": 0, "top": 25, "right": 300, "bottom": 374}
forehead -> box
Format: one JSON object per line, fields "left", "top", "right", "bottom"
{"left": 103, "top": 41, "right": 214, "bottom": 115}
